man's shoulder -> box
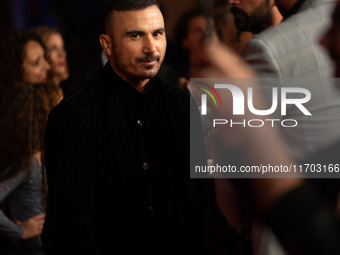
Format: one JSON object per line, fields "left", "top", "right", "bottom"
{"left": 300, "top": 0, "right": 335, "bottom": 11}
{"left": 156, "top": 76, "right": 189, "bottom": 102}
{"left": 49, "top": 70, "right": 107, "bottom": 124}
{"left": 243, "top": 0, "right": 334, "bottom": 77}
{"left": 248, "top": 0, "right": 334, "bottom": 46}
{"left": 156, "top": 77, "right": 190, "bottom": 116}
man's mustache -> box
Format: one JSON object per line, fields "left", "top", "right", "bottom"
{"left": 230, "top": 6, "right": 249, "bottom": 18}
{"left": 136, "top": 54, "right": 160, "bottom": 62}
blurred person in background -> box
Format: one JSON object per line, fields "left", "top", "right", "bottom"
{"left": 212, "top": 0, "right": 337, "bottom": 252}
{"left": 190, "top": 0, "right": 340, "bottom": 251}
{"left": 0, "top": 30, "right": 50, "bottom": 104}
{"left": 239, "top": 0, "right": 340, "bottom": 234}
{"left": 214, "top": 1, "right": 254, "bottom": 55}
{"left": 31, "top": 26, "right": 69, "bottom": 88}
{"left": 172, "top": 8, "right": 216, "bottom": 89}
{"left": 215, "top": 0, "right": 282, "bottom": 253}
{"left": 229, "top": 0, "right": 282, "bottom": 35}
{"left": 0, "top": 83, "right": 62, "bottom": 255}
{"left": 192, "top": 11, "right": 340, "bottom": 250}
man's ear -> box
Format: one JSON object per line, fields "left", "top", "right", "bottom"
{"left": 99, "top": 34, "right": 112, "bottom": 56}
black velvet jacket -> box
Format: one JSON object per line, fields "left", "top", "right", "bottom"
{"left": 42, "top": 63, "right": 217, "bottom": 255}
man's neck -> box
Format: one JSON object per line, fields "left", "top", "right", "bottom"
{"left": 109, "top": 61, "right": 150, "bottom": 93}
{"left": 134, "top": 79, "right": 150, "bottom": 93}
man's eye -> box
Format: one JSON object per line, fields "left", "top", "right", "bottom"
{"left": 131, "top": 34, "right": 139, "bottom": 39}
{"left": 153, "top": 32, "right": 161, "bottom": 37}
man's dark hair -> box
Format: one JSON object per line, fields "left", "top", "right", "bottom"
{"left": 103, "top": 0, "right": 160, "bottom": 34}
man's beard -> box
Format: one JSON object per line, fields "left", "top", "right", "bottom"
{"left": 112, "top": 42, "right": 162, "bottom": 80}
{"left": 135, "top": 54, "right": 161, "bottom": 71}
{"left": 230, "top": 0, "right": 274, "bottom": 34}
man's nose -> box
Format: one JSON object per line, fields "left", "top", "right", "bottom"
{"left": 228, "top": 0, "right": 240, "bottom": 5}
{"left": 142, "top": 35, "right": 156, "bottom": 54}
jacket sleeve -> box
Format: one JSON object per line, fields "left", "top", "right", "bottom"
{"left": 42, "top": 103, "right": 97, "bottom": 255}
{"left": 242, "top": 38, "right": 285, "bottom": 120}
{"left": 243, "top": 38, "right": 281, "bottom": 78}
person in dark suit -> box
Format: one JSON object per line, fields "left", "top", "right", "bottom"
{"left": 42, "top": 1, "right": 228, "bottom": 254}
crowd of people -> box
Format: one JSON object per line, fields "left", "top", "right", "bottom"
{"left": 0, "top": 0, "right": 339, "bottom": 254}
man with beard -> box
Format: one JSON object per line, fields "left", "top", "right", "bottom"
{"left": 41, "top": 0, "right": 222, "bottom": 254}
{"left": 241, "top": 0, "right": 339, "bottom": 161}
{"left": 194, "top": 3, "right": 340, "bottom": 251}
{"left": 229, "top": 0, "right": 282, "bottom": 34}
{"left": 194, "top": 16, "right": 340, "bottom": 253}
{"left": 235, "top": 0, "right": 339, "bottom": 253}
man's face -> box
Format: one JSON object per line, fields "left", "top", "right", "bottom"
{"left": 108, "top": 5, "right": 166, "bottom": 84}
{"left": 320, "top": 2, "right": 340, "bottom": 77}
{"left": 229, "top": 0, "right": 273, "bottom": 34}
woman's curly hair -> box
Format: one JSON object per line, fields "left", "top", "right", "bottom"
{"left": 0, "top": 82, "right": 62, "bottom": 183}
{"left": 0, "top": 30, "right": 45, "bottom": 103}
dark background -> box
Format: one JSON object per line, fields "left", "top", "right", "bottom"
{"left": 0, "top": 0, "right": 210, "bottom": 75}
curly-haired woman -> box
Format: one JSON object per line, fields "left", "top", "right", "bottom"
{"left": 0, "top": 82, "right": 62, "bottom": 254}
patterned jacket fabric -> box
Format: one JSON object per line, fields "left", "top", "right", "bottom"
{"left": 42, "top": 63, "right": 220, "bottom": 255}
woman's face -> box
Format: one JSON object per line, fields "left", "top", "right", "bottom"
{"left": 46, "top": 33, "right": 67, "bottom": 76}
{"left": 183, "top": 16, "right": 214, "bottom": 52}
{"left": 22, "top": 40, "right": 50, "bottom": 83}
